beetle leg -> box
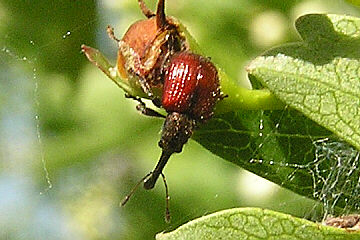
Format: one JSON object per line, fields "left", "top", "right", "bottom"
{"left": 125, "top": 94, "right": 165, "bottom": 118}
{"left": 152, "top": 98, "right": 162, "bottom": 108}
{"left": 219, "top": 92, "right": 229, "bottom": 100}
{"left": 156, "top": 0, "right": 167, "bottom": 29}
{"left": 106, "top": 25, "right": 120, "bottom": 42}
{"left": 137, "top": 76, "right": 155, "bottom": 98}
{"left": 138, "top": 0, "right": 156, "bottom": 18}
{"left": 136, "top": 102, "right": 165, "bottom": 118}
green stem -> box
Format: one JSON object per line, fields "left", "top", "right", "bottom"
{"left": 180, "top": 22, "right": 285, "bottom": 112}
{"left": 216, "top": 70, "right": 285, "bottom": 113}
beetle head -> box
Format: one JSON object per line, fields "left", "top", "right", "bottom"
{"left": 159, "top": 112, "right": 196, "bottom": 154}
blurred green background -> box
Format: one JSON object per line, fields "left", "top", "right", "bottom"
{"left": 0, "top": 0, "right": 359, "bottom": 239}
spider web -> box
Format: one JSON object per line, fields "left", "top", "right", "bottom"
{"left": 1, "top": 39, "right": 54, "bottom": 193}
{"left": 311, "top": 138, "right": 360, "bottom": 218}
{"left": 246, "top": 109, "right": 360, "bottom": 221}
{"left": 195, "top": 105, "right": 360, "bottom": 223}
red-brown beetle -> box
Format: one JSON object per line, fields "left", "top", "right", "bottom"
{"left": 162, "top": 51, "right": 221, "bottom": 121}
{"left": 108, "top": 0, "right": 224, "bottom": 222}
{"left": 140, "top": 51, "right": 222, "bottom": 190}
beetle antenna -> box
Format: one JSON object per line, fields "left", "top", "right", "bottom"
{"left": 120, "top": 172, "right": 152, "bottom": 206}
{"left": 160, "top": 172, "right": 171, "bottom": 222}
{"left": 138, "top": 0, "right": 156, "bottom": 18}
{"left": 156, "top": 0, "right": 167, "bottom": 29}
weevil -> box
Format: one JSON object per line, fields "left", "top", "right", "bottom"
{"left": 96, "top": 0, "right": 225, "bottom": 222}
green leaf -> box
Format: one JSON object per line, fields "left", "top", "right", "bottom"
{"left": 81, "top": 44, "right": 147, "bottom": 98}
{"left": 247, "top": 14, "right": 360, "bottom": 151}
{"left": 156, "top": 208, "right": 360, "bottom": 240}
{"left": 194, "top": 109, "right": 360, "bottom": 213}
{"left": 194, "top": 13, "right": 360, "bottom": 214}
{"left": 346, "top": 0, "right": 360, "bottom": 7}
